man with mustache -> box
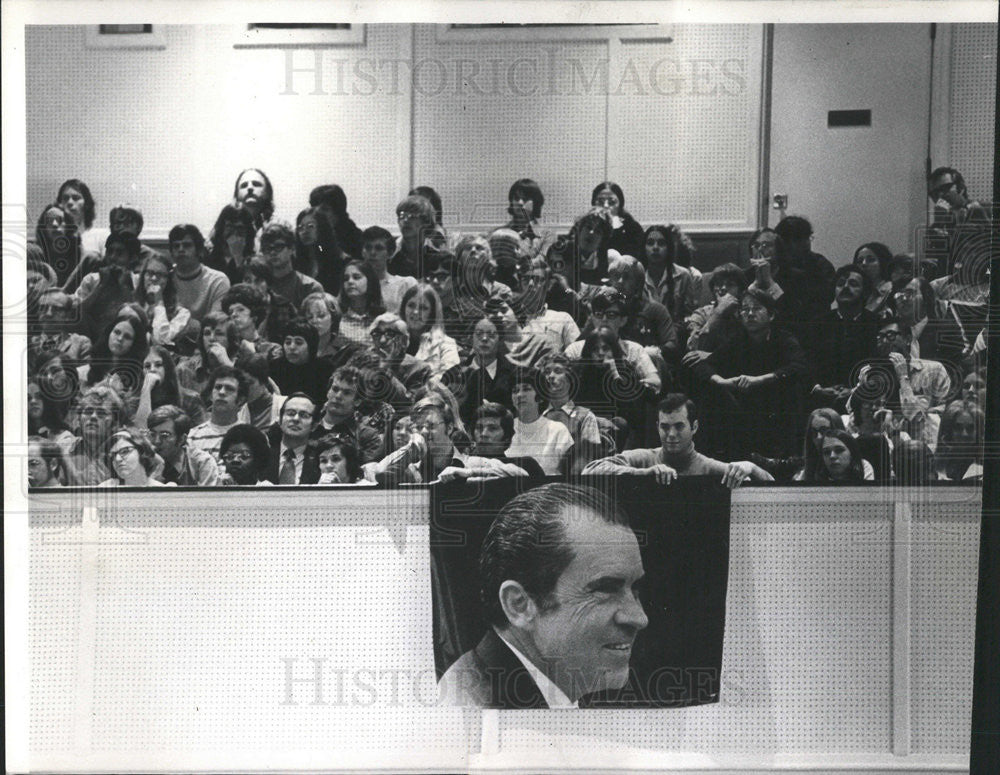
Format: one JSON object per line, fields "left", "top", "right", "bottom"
{"left": 439, "top": 483, "right": 649, "bottom": 708}
{"left": 806, "top": 264, "right": 880, "bottom": 410}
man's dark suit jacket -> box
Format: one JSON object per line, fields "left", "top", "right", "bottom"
{"left": 439, "top": 629, "right": 548, "bottom": 708}
{"left": 262, "top": 437, "right": 321, "bottom": 484}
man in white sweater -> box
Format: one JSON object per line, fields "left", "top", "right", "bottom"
{"left": 169, "top": 224, "right": 230, "bottom": 323}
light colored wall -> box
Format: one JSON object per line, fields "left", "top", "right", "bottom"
{"left": 25, "top": 23, "right": 763, "bottom": 242}
{"left": 948, "top": 23, "right": 997, "bottom": 201}
{"left": 24, "top": 487, "right": 979, "bottom": 770}
{"left": 26, "top": 24, "right": 411, "bottom": 238}
{"left": 24, "top": 24, "right": 993, "bottom": 254}
{"left": 768, "top": 24, "right": 934, "bottom": 266}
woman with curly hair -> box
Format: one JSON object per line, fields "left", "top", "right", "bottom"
{"left": 218, "top": 424, "right": 273, "bottom": 485}
{"left": 98, "top": 426, "right": 172, "bottom": 487}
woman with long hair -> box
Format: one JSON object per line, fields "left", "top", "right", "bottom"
{"left": 454, "top": 314, "right": 516, "bottom": 427}
{"left": 935, "top": 399, "right": 985, "bottom": 481}
{"left": 301, "top": 291, "right": 343, "bottom": 359}
{"left": 338, "top": 260, "right": 386, "bottom": 345}
{"left": 33, "top": 349, "right": 81, "bottom": 424}
{"left": 295, "top": 206, "right": 345, "bottom": 294}
{"left": 27, "top": 379, "right": 76, "bottom": 453}
{"left": 576, "top": 325, "right": 647, "bottom": 449}
{"left": 641, "top": 224, "right": 701, "bottom": 322}
{"left": 816, "top": 429, "right": 871, "bottom": 482}
{"left": 35, "top": 203, "right": 82, "bottom": 287}
{"left": 793, "top": 408, "right": 847, "bottom": 481}
{"left": 207, "top": 204, "right": 257, "bottom": 286}
{"left": 134, "top": 254, "right": 191, "bottom": 347}
{"left": 134, "top": 345, "right": 206, "bottom": 429}
{"left": 399, "top": 283, "right": 460, "bottom": 379}
{"left": 99, "top": 427, "right": 170, "bottom": 487}
{"left": 85, "top": 313, "right": 149, "bottom": 404}
{"left": 852, "top": 242, "right": 894, "bottom": 312}
{"left": 591, "top": 181, "right": 645, "bottom": 259}
{"left": 57, "top": 178, "right": 108, "bottom": 259}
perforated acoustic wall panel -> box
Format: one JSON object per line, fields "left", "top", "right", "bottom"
{"left": 909, "top": 496, "right": 979, "bottom": 755}
{"left": 25, "top": 25, "right": 409, "bottom": 238}
{"left": 30, "top": 507, "right": 86, "bottom": 755}
{"left": 611, "top": 26, "right": 763, "bottom": 229}
{"left": 948, "top": 24, "right": 997, "bottom": 201}
{"left": 26, "top": 487, "right": 979, "bottom": 772}
{"left": 29, "top": 490, "right": 473, "bottom": 771}
{"left": 411, "top": 25, "right": 608, "bottom": 229}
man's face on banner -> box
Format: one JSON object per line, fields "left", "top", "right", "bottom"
{"left": 529, "top": 511, "right": 648, "bottom": 700}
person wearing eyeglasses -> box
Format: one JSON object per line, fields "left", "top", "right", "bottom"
{"left": 927, "top": 167, "right": 991, "bottom": 230}
{"left": 854, "top": 317, "right": 951, "bottom": 453}
{"left": 690, "top": 287, "right": 808, "bottom": 460}
{"left": 64, "top": 385, "right": 126, "bottom": 485}
{"left": 29, "top": 288, "right": 92, "bottom": 369}
{"left": 98, "top": 427, "right": 172, "bottom": 488}
{"left": 388, "top": 195, "right": 447, "bottom": 280}
{"left": 217, "top": 424, "right": 272, "bottom": 486}
{"left": 146, "top": 404, "right": 218, "bottom": 486}
{"left": 889, "top": 275, "right": 968, "bottom": 374}
{"left": 367, "top": 312, "right": 433, "bottom": 404}
{"left": 264, "top": 393, "right": 320, "bottom": 485}
{"left": 369, "top": 396, "right": 527, "bottom": 485}
{"left": 259, "top": 221, "right": 323, "bottom": 309}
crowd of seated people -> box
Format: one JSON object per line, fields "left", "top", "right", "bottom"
{"left": 24, "top": 167, "right": 991, "bottom": 488}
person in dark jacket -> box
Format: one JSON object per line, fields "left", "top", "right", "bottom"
{"left": 591, "top": 181, "right": 645, "bottom": 259}
{"left": 692, "top": 287, "right": 809, "bottom": 460}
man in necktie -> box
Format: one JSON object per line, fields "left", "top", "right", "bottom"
{"left": 266, "top": 393, "right": 320, "bottom": 485}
